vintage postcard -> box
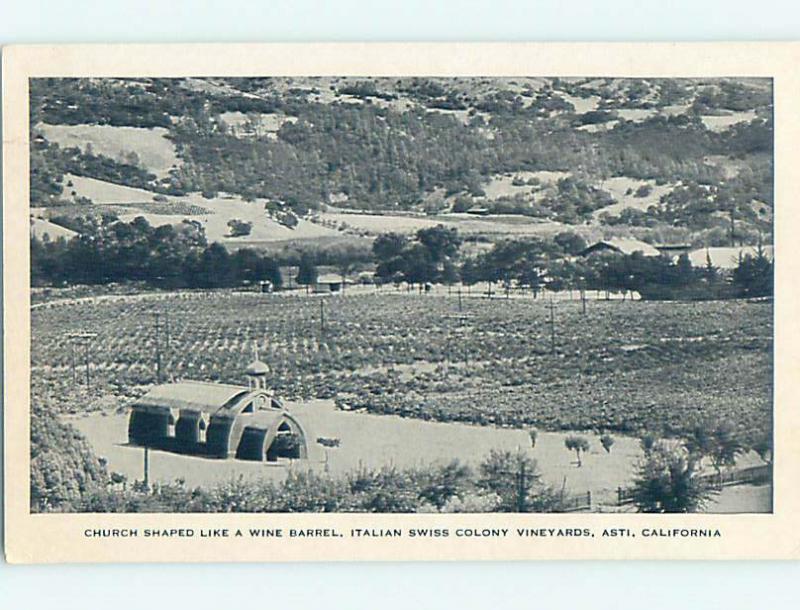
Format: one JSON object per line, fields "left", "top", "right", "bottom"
{"left": 3, "top": 42, "right": 798, "bottom": 562}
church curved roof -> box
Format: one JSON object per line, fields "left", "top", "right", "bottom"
{"left": 134, "top": 381, "right": 253, "bottom": 414}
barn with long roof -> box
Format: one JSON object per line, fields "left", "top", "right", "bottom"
{"left": 128, "top": 353, "right": 309, "bottom": 462}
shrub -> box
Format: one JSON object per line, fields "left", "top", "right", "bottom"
{"left": 227, "top": 218, "right": 253, "bottom": 237}
{"left": 564, "top": 435, "right": 590, "bottom": 467}
{"left": 630, "top": 442, "right": 715, "bottom": 513}
{"left": 268, "top": 433, "right": 302, "bottom": 460}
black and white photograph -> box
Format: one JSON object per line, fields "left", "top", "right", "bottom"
{"left": 26, "top": 73, "right": 774, "bottom": 516}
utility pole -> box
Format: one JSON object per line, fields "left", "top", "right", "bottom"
{"left": 549, "top": 297, "right": 556, "bottom": 356}
{"left": 84, "top": 340, "right": 90, "bottom": 386}
{"left": 153, "top": 312, "right": 162, "bottom": 383}
{"left": 457, "top": 285, "right": 463, "bottom": 312}
{"left": 320, "top": 299, "right": 326, "bottom": 334}
{"left": 70, "top": 341, "right": 77, "bottom": 385}
{"left": 67, "top": 332, "right": 97, "bottom": 388}
{"left": 447, "top": 312, "right": 471, "bottom": 368}
{"left": 461, "top": 314, "right": 470, "bottom": 367}
{"left": 143, "top": 447, "right": 150, "bottom": 490}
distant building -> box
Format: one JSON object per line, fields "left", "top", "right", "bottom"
{"left": 128, "top": 355, "right": 309, "bottom": 462}
{"left": 314, "top": 273, "right": 352, "bottom": 293}
{"left": 579, "top": 238, "right": 661, "bottom": 257}
{"left": 654, "top": 243, "right": 692, "bottom": 257}
{"left": 466, "top": 206, "right": 490, "bottom": 216}
{"left": 687, "top": 245, "right": 774, "bottom": 271}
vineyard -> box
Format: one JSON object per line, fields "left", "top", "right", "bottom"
{"left": 31, "top": 291, "right": 772, "bottom": 443}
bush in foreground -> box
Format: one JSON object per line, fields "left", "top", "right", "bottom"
{"left": 46, "top": 452, "right": 567, "bottom": 514}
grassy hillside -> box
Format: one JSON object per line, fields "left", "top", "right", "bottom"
{"left": 29, "top": 77, "right": 773, "bottom": 245}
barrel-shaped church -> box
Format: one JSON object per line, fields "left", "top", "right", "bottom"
{"left": 127, "top": 356, "right": 309, "bottom": 462}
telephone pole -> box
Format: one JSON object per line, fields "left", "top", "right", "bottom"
{"left": 164, "top": 312, "right": 170, "bottom": 348}
{"left": 143, "top": 447, "right": 150, "bottom": 490}
{"left": 517, "top": 457, "right": 527, "bottom": 513}
{"left": 67, "top": 332, "right": 97, "bottom": 387}
{"left": 84, "top": 340, "right": 90, "bottom": 385}
{"left": 548, "top": 297, "right": 556, "bottom": 356}
{"left": 70, "top": 341, "right": 77, "bottom": 385}
{"left": 320, "top": 299, "right": 326, "bottom": 334}
{"left": 153, "top": 312, "right": 162, "bottom": 383}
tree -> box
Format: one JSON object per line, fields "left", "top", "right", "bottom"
{"left": 528, "top": 428, "right": 538, "bottom": 448}
{"left": 440, "top": 259, "right": 461, "bottom": 289}
{"left": 402, "top": 243, "right": 437, "bottom": 288}
{"left": 227, "top": 218, "right": 253, "bottom": 237}
{"left": 686, "top": 420, "right": 744, "bottom": 477}
{"left": 752, "top": 434, "right": 773, "bottom": 465}
{"left": 564, "top": 435, "right": 590, "bottom": 467}
{"left": 630, "top": 442, "right": 714, "bottom": 513}
{"left": 600, "top": 434, "right": 615, "bottom": 454}
{"left": 477, "top": 449, "right": 557, "bottom": 512}
{"left": 703, "top": 250, "right": 718, "bottom": 282}
{"left": 416, "top": 225, "right": 462, "bottom": 263}
{"left": 372, "top": 232, "right": 408, "bottom": 261}
{"left": 733, "top": 244, "right": 773, "bottom": 297}
{"left": 337, "top": 259, "right": 361, "bottom": 293}
{"left": 295, "top": 253, "right": 318, "bottom": 292}
{"left": 417, "top": 460, "right": 472, "bottom": 509}
{"left": 553, "top": 231, "right": 587, "bottom": 256}
{"left": 640, "top": 433, "right": 657, "bottom": 454}
{"left": 195, "top": 243, "right": 233, "bottom": 288}
{"left": 31, "top": 407, "right": 110, "bottom": 511}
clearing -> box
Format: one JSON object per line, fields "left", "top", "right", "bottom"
{"left": 701, "top": 110, "right": 758, "bottom": 132}
{"left": 37, "top": 123, "right": 179, "bottom": 178}
{"left": 591, "top": 177, "right": 677, "bottom": 220}
{"left": 57, "top": 174, "right": 340, "bottom": 245}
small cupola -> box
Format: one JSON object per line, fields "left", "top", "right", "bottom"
{"left": 245, "top": 341, "right": 270, "bottom": 390}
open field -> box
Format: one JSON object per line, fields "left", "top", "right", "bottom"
{"left": 318, "top": 210, "right": 575, "bottom": 238}
{"left": 60, "top": 174, "right": 340, "bottom": 245}
{"left": 32, "top": 292, "right": 772, "bottom": 446}
{"left": 37, "top": 123, "right": 179, "bottom": 178}
{"left": 591, "top": 177, "right": 678, "bottom": 219}
{"left": 29, "top": 217, "right": 78, "bottom": 241}
{"left": 701, "top": 109, "right": 759, "bottom": 132}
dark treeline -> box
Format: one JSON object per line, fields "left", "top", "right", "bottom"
{"left": 33, "top": 217, "right": 773, "bottom": 299}
{"left": 31, "top": 216, "right": 282, "bottom": 289}
{"left": 371, "top": 225, "right": 773, "bottom": 300}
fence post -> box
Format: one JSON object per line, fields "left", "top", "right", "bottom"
{"left": 586, "top": 491, "right": 591, "bottom": 510}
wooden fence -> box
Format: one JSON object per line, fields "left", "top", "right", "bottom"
{"left": 617, "top": 464, "right": 772, "bottom": 506}
{"left": 560, "top": 491, "right": 592, "bottom": 512}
